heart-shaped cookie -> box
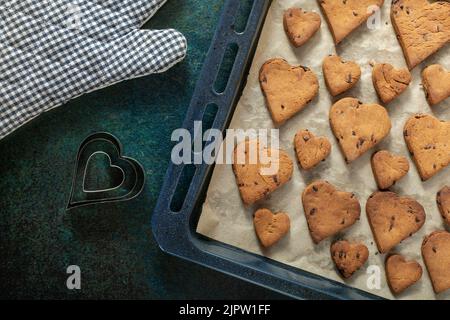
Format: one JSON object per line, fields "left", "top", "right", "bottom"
{"left": 259, "top": 58, "right": 319, "bottom": 126}
{"left": 233, "top": 140, "right": 293, "bottom": 205}
{"left": 323, "top": 55, "right": 361, "bottom": 96}
{"left": 437, "top": 186, "right": 450, "bottom": 226}
{"left": 404, "top": 114, "right": 450, "bottom": 181}
{"left": 422, "top": 231, "right": 450, "bottom": 294}
{"left": 366, "top": 192, "right": 426, "bottom": 253}
{"left": 254, "top": 208, "right": 291, "bottom": 248}
{"left": 284, "top": 8, "right": 321, "bottom": 47}
{"left": 386, "top": 254, "right": 422, "bottom": 295}
{"left": 371, "top": 150, "right": 410, "bottom": 190}
{"left": 294, "top": 129, "right": 331, "bottom": 170}
{"left": 331, "top": 240, "right": 369, "bottom": 278}
{"left": 330, "top": 97, "right": 391, "bottom": 163}
{"left": 391, "top": 0, "right": 450, "bottom": 70}
{"left": 372, "top": 63, "right": 412, "bottom": 104}
{"left": 302, "top": 180, "right": 361, "bottom": 244}
{"left": 422, "top": 64, "right": 450, "bottom": 105}
{"left": 319, "top": 0, "right": 385, "bottom": 44}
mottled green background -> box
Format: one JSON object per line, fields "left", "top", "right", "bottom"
{"left": 0, "top": 0, "right": 288, "bottom": 299}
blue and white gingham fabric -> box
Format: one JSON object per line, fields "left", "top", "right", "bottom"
{"left": 0, "top": 0, "right": 187, "bottom": 139}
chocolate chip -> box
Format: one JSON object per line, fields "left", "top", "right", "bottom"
{"left": 312, "top": 186, "right": 318, "bottom": 192}
{"left": 273, "top": 175, "right": 279, "bottom": 184}
{"left": 310, "top": 208, "right": 316, "bottom": 215}
{"left": 432, "top": 247, "right": 437, "bottom": 253}
{"left": 352, "top": 131, "right": 356, "bottom": 136}
{"left": 346, "top": 73, "right": 353, "bottom": 83}
{"left": 281, "top": 105, "right": 285, "bottom": 110}
{"left": 303, "top": 136, "right": 310, "bottom": 142}
{"left": 300, "top": 66, "right": 310, "bottom": 72}
{"left": 389, "top": 216, "right": 395, "bottom": 231}
{"left": 356, "top": 138, "right": 365, "bottom": 149}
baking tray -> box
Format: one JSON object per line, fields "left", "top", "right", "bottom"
{"left": 152, "top": 0, "right": 381, "bottom": 300}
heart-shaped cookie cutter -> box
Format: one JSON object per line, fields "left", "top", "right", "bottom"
{"left": 67, "top": 132, "right": 145, "bottom": 210}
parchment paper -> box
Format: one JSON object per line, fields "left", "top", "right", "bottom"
{"left": 197, "top": 0, "right": 450, "bottom": 300}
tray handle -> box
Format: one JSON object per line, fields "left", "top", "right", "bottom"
{"left": 153, "top": 0, "right": 269, "bottom": 220}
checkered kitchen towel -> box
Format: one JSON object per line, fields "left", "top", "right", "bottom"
{"left": 0, "top": 0, "right": 187, "bottom": 139}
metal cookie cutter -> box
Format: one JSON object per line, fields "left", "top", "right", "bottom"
{"left": 67, "top": 132, "right": 145, "bottom": 210}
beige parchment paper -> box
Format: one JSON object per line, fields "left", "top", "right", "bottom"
{"left": 197, "top": 0, "right": 450, "bottom": 300}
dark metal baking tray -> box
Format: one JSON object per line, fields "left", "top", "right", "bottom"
{"left": 152, "top": 0, "right": 381, "bottom": 300}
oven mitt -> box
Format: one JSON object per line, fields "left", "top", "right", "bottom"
{"left": 0, "top": 0, "right": 187, "bottom": 139}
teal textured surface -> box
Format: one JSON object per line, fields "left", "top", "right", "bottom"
{"left": 0, "top": 0, "right": 286, "bottom": 299}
